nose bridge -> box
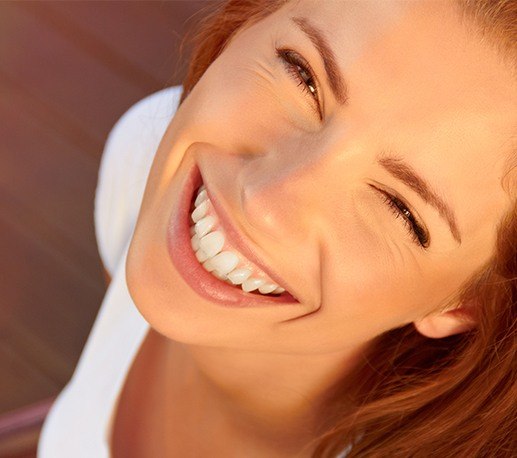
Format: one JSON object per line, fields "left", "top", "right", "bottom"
{"left": 242, "top": 133, "right": 355, "bottom": 242}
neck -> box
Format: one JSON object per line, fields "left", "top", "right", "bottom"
{"left": 162, "top": 334, "right": 368, "bottom": 451}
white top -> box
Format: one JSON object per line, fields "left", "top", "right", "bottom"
{"left": 37, "top": 85, "right": 183, "bottom": 458}
{"left": 37, "top": 84, "right": 351, "bottom": 458}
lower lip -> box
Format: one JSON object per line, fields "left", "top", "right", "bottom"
{"left": 166, "top": 162, "right": 299, "bottom": 307}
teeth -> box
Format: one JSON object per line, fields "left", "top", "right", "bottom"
{"left": 202, "top": 258, "right": 217, "bottom": 272}
{"left": 209, "top": 251, "right": 240, "bottom": 275}
{"left": 227, "top": 268, "right": 252, "bottom": 285}
{"left": 195, "top": 189, "right": 208, "bottom": 207}
{"left": 212, "top": 270, "right": 228, "bottom": 281}
{"left": 191, "top": 233, "right": 200, "bottom": 251}
{"left": 195, "top": 248, "right": 210, "bottom": 263}
{"left": 199, "top": 231, "right": 225, "bottom": 258}
{"left": 188, "top": 185, "right": 289, "bottom": 297}
{"left": 258, "top": 283, "right": 278, "bottom": 294}
{"left": 195, "top": 215, "right": 216, "bottom": 238}
{"left": 194, "top": 236, "right": 286, "bottom": 296}
{"left": 191, "top": 200, "right": 209, "bottom": 223}
{"left": 242, "top": 277, "right": 266, "bottom": 292}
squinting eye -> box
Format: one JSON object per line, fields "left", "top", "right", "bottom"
{"left": 275, "top": 47, "right": 323, "bottom": 120}
{"left": 370, "top": 185, "right": 430, "bottom": 248}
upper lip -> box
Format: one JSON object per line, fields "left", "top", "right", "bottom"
{"left": 200, "top": 174, "right": 299, "bottom": 302}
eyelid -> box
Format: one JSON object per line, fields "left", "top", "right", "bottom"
{"left": 368, "top": 182, "right": 430, "bottom": 247}
{"left": 369, "top": 181, "right": 425, "bottom": 225}
{"left": 290, "top": 48, "right": 325, "bottom": 112}
{"left": 276, "top": 46, "right": 324, "bottom": 120}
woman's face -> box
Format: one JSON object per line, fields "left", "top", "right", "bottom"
{"left": 127, "top": 0, "right": 515, "bottom": 353}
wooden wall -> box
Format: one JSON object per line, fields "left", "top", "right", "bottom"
{"left": 0, "top": 1, "right": 214, "bottom": 455}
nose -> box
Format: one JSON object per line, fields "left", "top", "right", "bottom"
{"left": 241, "top": 139, "right": 352, "bottom": 244}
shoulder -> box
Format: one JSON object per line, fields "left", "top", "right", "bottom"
{"left": 94, "top": 85, "right": 183, "bottom": 276}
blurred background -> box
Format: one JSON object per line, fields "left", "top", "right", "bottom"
{"left": 0, "top": 1, "right": 214, "bottom": 456}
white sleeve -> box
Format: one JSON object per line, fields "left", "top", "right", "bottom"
{"left": 94, "top": 85, "right": 184, "bottom": 276}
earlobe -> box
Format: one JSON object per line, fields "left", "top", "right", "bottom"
{"left": 413, "top": 306, "right": 477, "bottom": 339}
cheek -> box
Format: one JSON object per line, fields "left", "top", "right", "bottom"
{"left": 183, "top": 59, "right": 276, "bottom": 138}
{"left": 321, "top": 224, "right": 433, "bottom": 340}
{"left": 181, "top": 48, "right": 311, "bottom": 153}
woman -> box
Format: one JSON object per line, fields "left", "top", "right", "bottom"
{"left": 38, "top": 0, "right": 516, "bottom": 457}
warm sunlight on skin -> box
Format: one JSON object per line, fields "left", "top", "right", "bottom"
{"left": 125, "top": 0, "right": 515, "bottom": 451}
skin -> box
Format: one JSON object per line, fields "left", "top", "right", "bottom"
{"left": 123, "top": 0, "right": 516, "bottom": 455}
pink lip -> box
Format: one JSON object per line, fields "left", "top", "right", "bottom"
{"left": 166, "top": 161, "right": 300, "bottom": 307}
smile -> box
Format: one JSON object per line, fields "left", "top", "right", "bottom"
{"left": 190, "top": 184, "right": 287, "bottom": 296}
{"left": 166, "top": 162, "right": 300, "bottom": 307}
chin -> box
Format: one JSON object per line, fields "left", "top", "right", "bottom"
{"left": 124, "top": 234, "right": 230, "bottom": 347}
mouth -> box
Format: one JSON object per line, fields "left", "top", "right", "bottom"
{"left": 166, "top": 162, "right": 300, "bottom": 307}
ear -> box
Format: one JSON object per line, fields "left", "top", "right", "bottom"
{"left": 413, "top": 303, "right": 477, "bottom": 339}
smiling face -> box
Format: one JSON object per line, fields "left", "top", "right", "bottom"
{"left": 126, "top": 0, "right": 515, "bottom": 354}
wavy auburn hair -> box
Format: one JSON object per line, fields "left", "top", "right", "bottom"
{"left": 176, "top": 1, "right": 516, "bottom": 456}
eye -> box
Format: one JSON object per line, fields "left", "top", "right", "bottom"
{"left": 275, "top": 47, "right": 323, "bottom": 121}
{"left": 370, "top": 185, "right": 430, "bottom": 248}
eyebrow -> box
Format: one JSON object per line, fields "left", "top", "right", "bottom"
{"left": 378, "top": 153, "right": 462, "bottom": 245}
{"left": 290, "top": 16, "right": 349, "bottom": 105}
{"left": 291, "top": 16, "right": 461, "bottom": 246}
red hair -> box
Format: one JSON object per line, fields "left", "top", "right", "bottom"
{"left": 178, "top": 1, "right": 517, "bottom": 456}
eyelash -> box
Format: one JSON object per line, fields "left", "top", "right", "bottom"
{"left": 276, "top": 47, "right": 323, "bottom": 120}
{"left": 276, "top": 47, "right": 429, "bottom": 249}
{"left": 373, "top": 187, "right": 430, "bottom": 248}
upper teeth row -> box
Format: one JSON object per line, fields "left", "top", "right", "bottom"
{"left": 190, "top": 185, "right": 286, "bottom": 296}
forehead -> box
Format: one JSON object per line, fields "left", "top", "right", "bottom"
{"left": 271, "top": 7, "right": 515, "bottom": 141}
{"left": 282, "top": 0, "right": 515, "bottom": 113}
